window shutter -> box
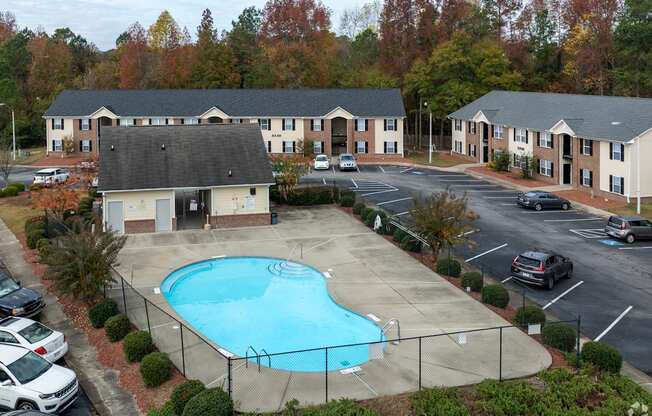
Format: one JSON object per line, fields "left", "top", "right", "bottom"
{"left": 394, "top": 141, "right": 398, "bottom": 154}
{"left": 364, "top": 141, "right": 368, "bottom": 153}
{"left": 513, "top": 128, "right": 516, "bottom": 142}
{"left": 580, "top": 138, "right": 584, "bottom": 153}
{"left": 609, "top": 142, "right": 613, "bottom": 160}
{"left": 589, "top": 170, "right": 593, "bottom": 187}
{"left": 551, "top": 162, "right": 554, "bottom": 178}
{"left": 165, "top": 118, "right": 169, "bottom": 125}
{"left": 525, "top": 130, "right": 529, "bottom": 144}
{"left": 365, "top": 119, "right": 368, "bottom": 131}
{"left": 310, "top": 120, "right": 314, "bottom": 131}
{"left": 79, "top": 140, "right": 82, "bottom": 152}
{"left": 620, "top": 144, "right": 624, "bottom": 161}
{"left": 383, "top": 120, "right": 387, "bottom": 131}
{"left": 89, "top": 119, "right": 92, "bottom": 130}
{"left": 383, "top": 142, "right": 387, "bottom": 153}
{"left": 292, "top": 141, "right": 296, "bottom": 153}
{"left": 550, "top": 134, "right": 554, "bottom": 149}
{"left": 536, "top": 132, "right": 540, "bottom": 147}
{"left": 89, "top": 140, "right": 92, "bottom": 152}
{"left": 51, "top": 119, "right": 54, "bottom": 129}
{"left": 78, "top": 119, "right": 82, "bottom": 130}
{"left": 609, "top": 175, "right": 613, "bottom": 192}
{"left": 620, "top": 177, "right": 625, "bottom": 194}
{"left": 589, "top": 140, "right": 593, "bottom": 156}
{"left": 292, "top": 119, "right": 296, "bottom": 130}
{"left": 61, "top": 119, "right": 64, "bottom": 129}
{"left": 148, "top": 119, "right": 152, "bottom": 125}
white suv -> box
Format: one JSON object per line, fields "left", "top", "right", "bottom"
{"left": 32, "top": 169, "right": 69, "bottom": 186}
{"left": 0, "top": 317, "right": 68, "bottom": 363}
{"left": 0, "top": 344, "right": 78, "bottom": 413}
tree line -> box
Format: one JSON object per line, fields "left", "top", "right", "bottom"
{"left": 0, "top": 0, "right": 650, "bottom": 148}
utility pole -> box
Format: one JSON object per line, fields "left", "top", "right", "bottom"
{"left": 424, "top": 101, "right": 432, "bottom": 164}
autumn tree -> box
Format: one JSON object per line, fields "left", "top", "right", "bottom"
{"left": 0, "top": 11, "right": 16, "bottom": 43}
{"left": 117, "top": 23, "right": 149, "bottom": 89}
{"left": 32, "top": 180, "right": 81, "bottom": 221}
{"left": 52, "top": 27, "right": 98, "bottom": 76}
{"left": 482, "top": 0, "right": 523, "bottom": 42}
{"left": 191, "top": 9, "right": 240, "bottom": 88}
{"left": 27, "top": 33, "right": 73, "bottom": 101}
{"left": 613, "top": 0, "right": 652, "bottom": 97}
{"left": 379, "top": 0, "right": 419, "bottom": 77}
{"left": 269, "top": 154, "right": 309, "bottom": 201}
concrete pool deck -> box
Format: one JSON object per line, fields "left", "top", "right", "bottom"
{"left": 114, "top": 206, "right": 551, "bottom": 412}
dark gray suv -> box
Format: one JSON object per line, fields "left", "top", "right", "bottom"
{"left": 511, "top": 250, "right": 573, "bottom": 290}
{"left": 605, "top": 216, "right": 652, "bottom": 244}
{"left": 517, "top": 191, "right": 571, "bottom": 211}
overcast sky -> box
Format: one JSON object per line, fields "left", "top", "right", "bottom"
{"left": 5, "top": 0, "right": 360, "bottom": 51}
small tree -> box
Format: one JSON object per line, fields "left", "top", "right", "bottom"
{"left": 31, "top": 178, "right": 81, "bottom": 221}
{"left": 492, "top": 151, "right": 511, "bottom": 172}
{"left": 269, "top": 154, "right": 309, "bottom": 202}
{"left": 520, "top": 154, "right": 538, "bottom": 179}
{"left": 40, "top": 216, "right": 127, "bottom": 303}
{"left": 410, "top": 190, "right": 478, "bottom": 260}
{"left": 62, "top": 135, "right": 76, "bottom": 155}
{"left": 0, "top": 137, "right": 13, "bottom": 186}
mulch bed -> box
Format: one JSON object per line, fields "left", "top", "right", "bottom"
{"left": 17, "top": 231, "right": 184, "bottom": 414}
{"left": 468, "top": 166, "right": 552, "bottom": 188}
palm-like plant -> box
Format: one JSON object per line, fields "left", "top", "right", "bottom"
{"left": 40, "top": 216, "right": 127, "bottom": 303}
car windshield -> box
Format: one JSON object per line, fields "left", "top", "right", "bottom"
{"left": 524, "top": 192, "right": 538, "bottom": 198}
{"left": 19, "top": 322, "right": 53, "bottom": 344}
{"left": 7, "top": 351, "right": 52, "bottom": 384}
{"left": 608, "top": 216, "right": 623, "bottom": 227}
{"left": 35, "top": 172, "right": 53, "bottom": 177}
{"left": 0, "top": 277, "right": 20, "bottom": 297}
{"left": 341, "top": 155, "right": 354, "bottom": 161}
{"left": 516, "top": 256, "right": 542, "bottom": 268}
{"left": 316, "top": 155, "right": 328, "bottom": 161}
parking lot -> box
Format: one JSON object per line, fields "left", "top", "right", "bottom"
{"left": 302, "top": 164, "right": 652, "bottom": 376}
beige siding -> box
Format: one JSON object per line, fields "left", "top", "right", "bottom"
{"left": 452, "top": 119, "right": 465, "bottom": 154}
{"left": 104, "top": 190, "right": 175, "bottom": 221}
{"left": 258, "top": 118, "right": 304, "bottom": 153}
{"left": 599, "top": 141, "right": 630, "bottom": 196}
{"left": 45, "top": 117, "right": 74, "bottom": 152}
{"left": 630, "top": 132, "right": 652, "bottom": 198}
{"left": 373, "top": 118, "right": 404, "bottom": 155}
{"left": 211, "top": 186, "right": 270, "bottom": 216}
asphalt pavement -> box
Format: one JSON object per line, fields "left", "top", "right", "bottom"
{"left": 301, "top": 164, "right": 652, "bottom": 376}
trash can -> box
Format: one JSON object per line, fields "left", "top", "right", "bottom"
{"left": 271, "top": 212, "right": 278, "bottom": 225}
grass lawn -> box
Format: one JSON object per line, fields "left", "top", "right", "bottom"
{"left": 406, "top": 150, "right": 468, "bottom": 168}
{"left": 611, "top": 202, "right": 652, "bottom": 220}
{"left": 0, "top": 193, "right": 40, "bottom": 236}
{"left": 15, "top": 146, "right": 46, "bottom": 165}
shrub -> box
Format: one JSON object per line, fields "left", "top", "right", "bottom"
{"left": 88, "top": 298, "right": 119, "bottom": 328}
{"left": 436, "top": 258, "right": 461, "bottom": 277}
{"left": 170, "top": 380, "right": 206, "bottom": 415}
{"left": 24, "top": 216, "right": 45, "bottom": 234}
{"left": 8, "top": 182, "right": 25, "bottom": 192}
{"left": 581, "top": 341, "right": 622, "bottom": 373}
{"left": 105, "top": 314, "right": 131, "bottom": 342}
{"left": 147, "top": 401, "right": 175, "bottom": 416}
{"left": 352, "top": 202, "right": 366, "bottom": 215}
{"left": 287, "top": 187, "right": 335, "bottom": 205}
{"left": 123, "top": 331, "right": 154, "bottom": 362}
{"left": 361, "top": 207, "right": 374, "bottom": 223}
{"left": 88, "top": 187, "right": 98, "bottom": 199}
{"left": 29, "top": 183, "right": 44, "bottom": 192}
{"left": 400, "top": 234, "right": 422, "bottom": 252}
{"left": 140, "top": 352, "right": 173, "bottom": 388}
{"left": 1, "top": 187, "right": 18, "bottom": 197}
{"left": 514, "top": 305, "right": 546, "bottom": 327}
{"left": 412, "top": 387, "right": 470, "bottom": 416}
{"left": 26, "top": 228, "right": 45, "bottom": 249}
{"left": 542, "top": 323, "right": 577, "bottom": 352}
{"left": 481, "top": 284, "right": 509, "bottom": 308}
{"left": 393, "top": 227, "right": 407, "bottom": 242}
{"left": 182, "top": 388, "right": 233, "bottom": 416}
{"left": 301, "top": 398, "right": 380, "bottom": 415}
{"left": 36, "top": 238, "right": 51, "bottom": 259}
{"left": 364, "top": 210, "right": 379, "bottom": 227}
{"left": 78, "top": 196, "right": 94, "bottom": 215}
{"left": 461, "top": 272, "right": 483, "bottom": 292}
{"left": 340, "top": 194, "right": 355, "bottom": 207}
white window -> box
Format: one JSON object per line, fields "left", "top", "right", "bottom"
{"left": 385, "top": 141, "right": 396, "bottom": 154}
{"left": 356, "top": 141, "right": 367, "bottom": 154}
{"left": 81, "top": 140, "right": 91, "bottom": 152}
{"left": 581, "top": 169, "right": 592, "bottom": 187}
{"left": 231, "top": 118, "right": 241, "bottom": 124}
{"left": 81, "top": 118, "right": 90, "bottom": 131}
{"left": 516, "top": 128, "right": 527, "bottom": 143}
{"left": 151, "top": 118, "right": 165, "bottom": 126}
{"left": 539, "top": 159, "right": 552, "bottom": 177}
{"left": 469, "top": 144, "right": 476, "bottom": 157}
{"left": 312, "top": 119, "right": 323, "bottom": 131}
{"left": 283, "top": 118, "right": 294, "bottom": 131}
{"left": 494, "top": 125, "right": 503, "bottom": 139}
{"left": 53, "top": 139, "right": 63, "bottom": 151}
{"left": 184, "top": 118, "right": 199, "bottom": 125}
{"left": 121, "top": 118, "right": 134, "bottom": 127}
{"left": 611, "top": 143, "right": 623, "bottom": 160}
{"left": 283, "top": 141, "right": 294, "bottom": 153}
{"left": 356, "top": 119, "right": 366, "bottom": 132}
{"left": 468, "top": 122, "right": 476, "bottom": 134}
{"left": 53, "top": 118, "right": 63, "bottom": 130}
{"left": 582, "top": 139, "right": 592, "bottom": 155}
{"left": 611, "top": 175, "right": 624, "bottom": 194}
{"left": 313, "top": 141, "right": 323, "bottom": 154}
{"left": 539, "top": 132, "right": 552, "bottom": 148}
{"left": 385, "top": 119, "right": 396, "bottom": 131}
{"left": 454, "top": 120, "right": 463, "bottom": 132}
{"left": 454, "top": 140, "right": 463, "bottom": 153}
{"left": 259, "top": 118, "right": 271, "bottom": 131}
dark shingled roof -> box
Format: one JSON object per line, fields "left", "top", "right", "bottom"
{"left": 44, "top": 89, "right": 406, "bottom": 118}
{"left": 448, "top": 90, "right": 652, "bottom": 142}
{"left": 98, "top": 124, "right": 275, "bottom": 192}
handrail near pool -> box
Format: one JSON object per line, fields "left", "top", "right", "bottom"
{"left": 260, "top": 349, "right": 272, "bottom": 371}
{"left": 245, "top": 345, "right": 259, "bottom": 370}
{"left": 381, "top": 318, "right": 401, "bottom": 344}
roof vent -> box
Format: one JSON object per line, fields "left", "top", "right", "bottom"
{"left": 161, "top": 144, "right": 166, "bottom": 150}
{"left": 611, "top": 121, "right": 621, "bottom": 125}
{"left": 110, "top": 145, "right": 115, "bottom": 151}
{"left": 228, "top": 169, "right": 232, "bottom": 177}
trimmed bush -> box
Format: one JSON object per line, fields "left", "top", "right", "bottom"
{"left": 105, "top": 314, "right": 131, "bottom": 342}
{"left": 26, "top": 228, "right": 45, "bottom": 249}
{"left": 147, "top": 401, "right": 175, "bottom": 416}
{"left": 393, "top": 227, "right": 407, "bottom": 242}
{"left": 287, "top": 187, "right": 335, "bottom": 205}
{"left": 182, "top": 388, "right": 233, "bottom": 416}
{"left": 36, "top": 238, "right": 51, "bottom": 258}
{"left": 88, "top": 298, "right": 120, "bottom": 328}
{"left": 436, "top": 258, "right": 461, "bottom": 277}
{"left": 340, "top": 194, "right": 355, "bottom": 207}
{"left": 364, "top": 210, "right": 378, "bottom": 227}
{"left": 514, "top": 305, "right": 546, "bottom": 327}
{"left": 352, "top": 202, "right": 365, "bottom": 215}
{"left": 171, "top": 380, "right": 206, "bottom": 415}
{"left": 581, "top": 341, "right": 622, "bottom": 373}
{"left": 542, "top": 323, "right": 576, "bottom": 352}
{"left": 461, "top": 272, "right": 483, "bottom": 292}
{"left": 301, "top": 398, "right": 379, "bottom": 415}
{"left": 8, "top": 182, "right": 25, "bottom": 192}
{"left": 400, "top": 234, "right": 422, "bottom": 252}
{"left": 123, "top": 331, "right": 154, "bottom": 362}
{"left": 0, "top": 187, "right": 18, "bottom": 197}
{"left": 481, "top": 284, "right": 510, "bottom": 308}
{"left": 78, "top": 196, "right": 94, "bottom": 215}
{"left": 140, "top": 352, "right": 173, "bottom": 388}
{"left": 28, "top": 183, "right": 44, "bottom": 192}
{"left": 361, "top": 207, "right": 375, "bottom": 223}
{"left": 412, "top": 387, "right": 470, "bottom": 416}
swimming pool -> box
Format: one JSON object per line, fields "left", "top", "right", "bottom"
{"left": 161, "top": 256, "right": 383, "bottom": 372}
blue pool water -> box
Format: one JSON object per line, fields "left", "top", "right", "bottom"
{"left": 161, "top": 257, "right": 383, "bottom": 372}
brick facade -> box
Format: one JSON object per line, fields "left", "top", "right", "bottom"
{"left": 466, "top": 121, "right": 481, "bottom": 162}
{"left": 72, "top": 118, "right": 99, "bottom": 155}
{"left": 532, "top": 133, "right": 558, "bottom": 185}
{"left": 124, "top": 219, "right": 155, "bottom": 233}
{"left": 352, "top": 118, "right": 375, "bottom": 155}
{"left": 303, "top": 119, "right": 332, "bottom": 155}
{"left": 210, "top": 213, "right": 271, "bottom": 228}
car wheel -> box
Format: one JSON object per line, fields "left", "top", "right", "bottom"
{"left": 535, "top": 203, "right": 543, "bottom": 211}
{"left": 546, "top": 277, "right": 555, "bottom": 290}
{"left": 565, "top": 267, "right": 573, "bottom": 279}
{"left": 561, "top": 202, "right": 570, "bottom": 211}
{"left": 626, "top": 234, "right": 635, "bottom": 244}
{"left": 17, "top": 401, "right": 36, "bottom": 410}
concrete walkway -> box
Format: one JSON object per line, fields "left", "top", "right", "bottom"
{"left": 115, "top": 206, "right": 551, "bottom": 413}
{"left": 0, "top": 218, "right": 140, "bottom": 416}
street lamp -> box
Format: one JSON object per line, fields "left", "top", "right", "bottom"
{"left": 423, "top": 101, "right": 433, "bottom": 164}
{"left": 0, "top": 103, "right": 16, "bottom": 160}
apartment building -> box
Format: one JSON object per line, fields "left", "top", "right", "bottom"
{"left": 449, "top": 91, "right": 652, "bottom": 203}
{"left": 43, "top": 89, "right": 406, "bottom": 158}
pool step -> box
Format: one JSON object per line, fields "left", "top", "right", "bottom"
{"left": 267, "top": 261, "right": 313, "bottom": 278}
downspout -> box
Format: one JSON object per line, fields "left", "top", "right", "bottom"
{"left": 637, "top": 137, "right": 641, "bottom": 214}
{"left": 626, "top": 143, "right": 631, "bottom": 204}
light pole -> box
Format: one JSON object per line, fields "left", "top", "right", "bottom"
{"left": 423, "top": 101, "right": 433, "bottom": 164}
{"left": 0, "top": 103, "right": 16, "bottom": 160}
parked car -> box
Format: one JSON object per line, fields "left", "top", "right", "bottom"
{"left": 0, "top": 317, "right": 68, "bottom": 363}
{"left": 313, "top": 154, "right": 330, "bottom": 170}
{"left": 0, "top": 263, "right": 44, "bottom": 319}
{"left": 517, "top": 191, "right": 571, "bottom": 211}
{"left": 0, "top": 344, "right": 78, "bottom": 413}
{"left": 605, "top": 215, "right": 652, "bottom": 244}
{"left": 338, "top": 153, "right": 357, "bottom": 171}
{"left": 511, "top": 250, "right": 573, "bottom": 290}
{"left": 32, "top": 169, "right": 69, "bottom": 186}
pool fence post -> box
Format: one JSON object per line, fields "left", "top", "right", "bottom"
{"left": 144, "top": 299, "right": 151, "bottom": 333}
{"left": 325, "top": 347, "right": 328, "bottom": 404}
{"left": 418, "top": 337, "right": 422, "bottom": 390}
{"left": 120, "top": 277, "right": 127, "bottom": 313}
{"left": 227, "top": 357, "right": 232, "bottom": 398}
{"left": 499, "top": 327, "right": 503, "bottom": 381}
{"left": 576, "top": 315, "right": 581, "bottom": 369}
{"left": 180, "top": 323, "right": 186, "bottom": 376}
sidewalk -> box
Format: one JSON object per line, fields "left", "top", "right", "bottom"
{"left": 0, "top": 218, "right": 141, "bottom": 416}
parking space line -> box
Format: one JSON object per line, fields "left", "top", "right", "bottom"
{"left": 485, "top": 196, "right": 517, "bottom": 199}
{"left": 542, "top": 281, "right": 584, "bottom": 310}
{"left": 356, "top": 166, "right": 361, "bottom": 173}
{"left": 332, "top": 166, "right": 335, "bottom": 173}
{"left": 467, "top": 190, "right": 516, "bottom": 193}
{"left": 500, "top": 203, "right": 517, "bottom": 206}
{"left": 428, "top": 174, "right": 466, "bottom": 177}
{"left": 544, "top": 218, "right": 603, "bottom": 222}
{"left": 394, "top": 211, "right": 410, "bottom": 216}
{"left": 400, "top": 167, "right": 414, "bottom": 174}
{"left": 501, "top": 276, "right": 513, "bottom": 283}
{"left": 520, "top": 210, "right": 578, "bottom": 214}
{"left": 378, "top": 166, "right": 385, "bottom": 173}
{"left": 449, "top": 184, "right": 500, "bottom": 187}
{"left": 377, "top": 197, "right": 413, "bottom": 206}
{"left": 618, "top": 246, "right": 652, "bottom": 250}
{"left": 569, "top": 228, "right": 606, "bottom": 239}
{"left": 594, "top": 306, "right": 633, "bottom": 342}
{"left": 351, "top": 178, "right": 358, "bottom": 188}
{"left": 437, "top": 179, "right": 485, "bottom": 182}
{"left": 322, "top": 178, "right": 326, "bottom": 185}
{"left": 361, "top": 189, "right": 398, "bottom": 197}
{"left": 464, "top": 243, "right": 508, "bottom": 262}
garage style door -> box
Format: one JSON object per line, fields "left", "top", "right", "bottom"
{"left": 107, "top": 201, "right": 124, "bottom": 234}
{"left": 156, "top": 199, "right": 171, "bottom": 232}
